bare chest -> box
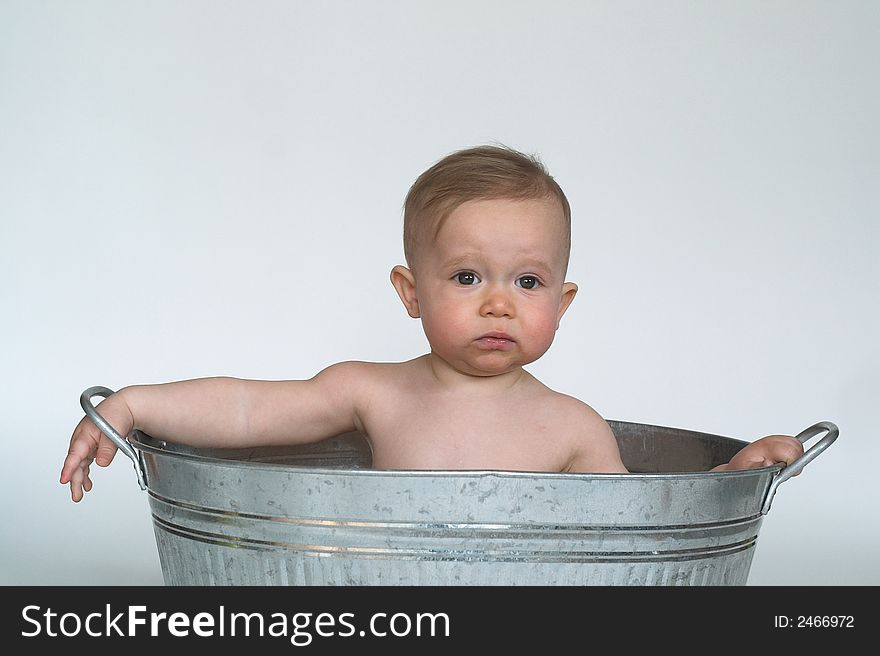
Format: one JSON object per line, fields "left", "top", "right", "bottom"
{"left": 361, "top": 394, "right": 573, "bottom": 472}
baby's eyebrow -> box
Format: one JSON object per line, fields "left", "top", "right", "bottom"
{"left": 441, "top": 253, "right": 480, "bottom": 270}
{"left": 517, "top": 258, "right": 554, "bottom": 276}
{"left": 441, "top": 253, "right": 555, "bottom": 276}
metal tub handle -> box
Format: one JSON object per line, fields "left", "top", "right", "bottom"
{"left": 760, "top": 421, "right": 839, "bottom": 515}
{"left": 80, "top": 386, "right": 147, "bottom": 491}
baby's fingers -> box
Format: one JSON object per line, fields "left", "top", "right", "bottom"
{"left": 776, "top": 436, "right": 805, "bottom": 472}
{"left": 94, "top": 435, "right": 119, "bottom": 467}
{"left": 60, "top": 418, "right": 116, "bottom": 484}
{"left": 60, "top": 442, "right": 93, "bottom": 485}
{"left": 66, "top": 457, "right": 93, "bottom": 502}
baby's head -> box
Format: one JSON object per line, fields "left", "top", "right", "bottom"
{"left": 401, "top": 144, "right": 572, "bottom": 276}
{"left": 392, "top": 145, "right": 578, "bottom": 378}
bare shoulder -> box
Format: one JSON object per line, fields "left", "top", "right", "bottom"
{"left": 312, "top": 358, "right": 420, "bottom": 403}
{"left": 544, "top": 391, "right": 608, "bottom": 428}
{"left": 313, "top": 359, "right": 425, "bottom": 438}
{"left": 308, "top": 360, "right": 412, "bottom": 434}
{"left": 312, "top": 359, "right": 411, "bottom": 392}
{"left": 544, "top": 391, "right": 628, "bottom": 474}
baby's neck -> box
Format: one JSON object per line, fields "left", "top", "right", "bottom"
{"left": 422, "top": 352, "right": 528, "bottom": 395}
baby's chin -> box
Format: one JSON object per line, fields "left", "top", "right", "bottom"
{"left": 455, "top": 352, "right": 539, "bottom": 377}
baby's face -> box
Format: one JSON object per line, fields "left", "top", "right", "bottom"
{"left": 411, "top": 196, "right": 576, "bottom": 377}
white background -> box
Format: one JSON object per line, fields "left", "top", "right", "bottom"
{"left": 2, "top": 1, "right": 877, "bottom": 586}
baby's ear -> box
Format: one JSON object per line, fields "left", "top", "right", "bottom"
{"left": 556, "top": 282, "right": 578, "bottom": 328}
{"left": 390, "top": 265, "right": 420, "bottom": 318}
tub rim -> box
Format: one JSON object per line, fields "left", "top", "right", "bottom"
{"left": 127, "top": 423, "right": 782, "bottom": 481}
{"left": 80, "top": 386, "right": 838, "bottom": 515}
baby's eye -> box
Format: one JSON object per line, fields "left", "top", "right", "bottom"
{"left": 454, "top": 272, "right": 481, "bottom": 285}
{"left": 516, "top": 276, "right": 541, "bottom": 290}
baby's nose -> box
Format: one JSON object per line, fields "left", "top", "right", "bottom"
{"left": 479, "top": 286, "right": 515, "bottom": 317}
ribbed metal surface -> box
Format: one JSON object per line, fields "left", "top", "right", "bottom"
{"left": 154, "top": 527, "right": 757, "bottom": 586}
{"left": 131, "top": 421, "right": 779, "bottom": 586}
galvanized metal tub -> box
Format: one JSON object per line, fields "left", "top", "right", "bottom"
{"left": 81, "top": 387, "right": 837, "bottom": 586}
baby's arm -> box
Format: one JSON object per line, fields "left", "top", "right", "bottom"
{"left": 710, "top": 434, "right": 803, "bottom": 472}
{"left": 564, "top": 401, "right": 629, "bottom": 474}
{"left": 60, "top": 361, "right": 369, "bottom": 501}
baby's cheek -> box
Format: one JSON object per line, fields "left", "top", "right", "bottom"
{"left": 523, "top": 315, "right": 561, "bottom": 351}
{"left": 421, "top": 311, "right": 469, "bottom": 348}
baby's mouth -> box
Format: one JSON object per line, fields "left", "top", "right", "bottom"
{"left": 474, "top": 332, "right": 516, "bottom": 350}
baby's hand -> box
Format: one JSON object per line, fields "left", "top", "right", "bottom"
{"left": 722, "top": 434, "right": 804, "bottom": 471}
{"left": 60, "top": 393, "right": 134, "bottom": 502}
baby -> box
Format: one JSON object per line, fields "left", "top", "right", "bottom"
{"left": 61, "top": 145, "right": 803, "bottom": 501}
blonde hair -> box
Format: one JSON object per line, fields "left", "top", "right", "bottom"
{"left": 402, "top": 144, "right": 571, "bottom": 273}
